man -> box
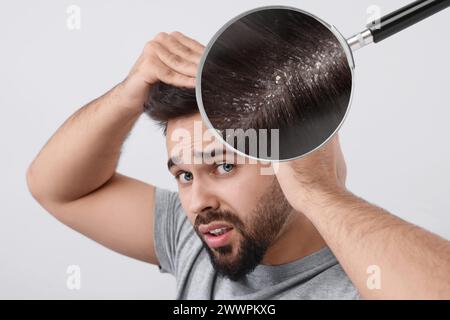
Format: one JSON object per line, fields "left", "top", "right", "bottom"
{"left": 26, "top": 31, "right": 450, "bottom": 299}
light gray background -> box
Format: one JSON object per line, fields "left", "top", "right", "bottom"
{"left": 1, "top": 0, "right": 449, "bottom": 299}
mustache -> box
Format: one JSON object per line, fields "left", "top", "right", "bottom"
{"left": 194, "top": 209, "right": 245, "bottom": 232}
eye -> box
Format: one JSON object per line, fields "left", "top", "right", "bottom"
{"left": 176, "top": 171, "right": 193, "bottom": 184}
{"left": 216, "top": 163, "right": 234, "bottom": 175}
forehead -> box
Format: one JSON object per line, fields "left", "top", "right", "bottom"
{"left": 165, "top": 113, "right": 236, "bottom": 163}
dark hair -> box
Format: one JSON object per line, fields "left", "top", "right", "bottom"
{"left": 145, "top": 8, "right": 352, "bottom": 159}
{"left": 143, "top": 81, "right": 197, "bottom": 135}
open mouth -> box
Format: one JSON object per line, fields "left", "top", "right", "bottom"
{"left": 207, "top": 226, "right": 233, "bottom": 236}
{"left": 199, "top": 224, "right": 234, "bottom": 248}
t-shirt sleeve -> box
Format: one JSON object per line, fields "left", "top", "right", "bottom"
{"left": 152, "top": 186, "right": 189, "bottom": 275}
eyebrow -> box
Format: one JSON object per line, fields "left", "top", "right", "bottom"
{"left": 167, "top": 148, "right": 226, "bottom": 171}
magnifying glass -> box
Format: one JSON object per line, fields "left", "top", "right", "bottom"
{"left": 196, "top": 0, "right": 449, "bottom": 161}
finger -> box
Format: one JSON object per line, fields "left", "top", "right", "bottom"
{"left": 155, "top": 32, "right": 202, "bottom": 65}
{"left": 152, "top": 41, "right": 198, "bottom": 78}
{"left": 170, "top": 31, "right": 205, "bottom": 55}
{"left": 151, "top": 58, "right": 196, "bottom": 88}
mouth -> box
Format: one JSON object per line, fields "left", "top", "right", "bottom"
{"left": 199, "top": 223, "right": 234, "bottom": 249}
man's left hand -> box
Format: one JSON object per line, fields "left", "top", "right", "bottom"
{"left": 274, "top": 134, "right": 348, "bottom": 215}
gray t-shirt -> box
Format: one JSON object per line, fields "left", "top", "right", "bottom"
{"left": 153, "top": 186, "right": 361, "bottom": 300}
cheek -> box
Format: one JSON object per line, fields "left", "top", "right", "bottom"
{"left": 223, "top": 175, "right": 273, "bottom": 220}
{"left": 232, "top": 171, "right": 273, "bottom": 199}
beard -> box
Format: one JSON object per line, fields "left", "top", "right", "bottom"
{"left": 194, "top": 178, "right": 293, "bottom": 281}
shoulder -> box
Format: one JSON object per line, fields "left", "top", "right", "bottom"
{"left": 312, "top": 262, "right": 362, "bottom": 299}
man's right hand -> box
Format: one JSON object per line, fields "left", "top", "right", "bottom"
{"left": 120, "top": 31, "right": 205, "bottom": 114}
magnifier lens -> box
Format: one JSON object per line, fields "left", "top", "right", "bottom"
{"left": 197, "top": 7, "right": 353, "bottom": 161}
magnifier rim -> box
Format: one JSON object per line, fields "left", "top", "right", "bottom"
{"left": 196, "top": 4, "right": 356, "bottom": 163}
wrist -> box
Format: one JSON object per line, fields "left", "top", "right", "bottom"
{"left": 112, "top": 76, "right": 150, "bottom": 116}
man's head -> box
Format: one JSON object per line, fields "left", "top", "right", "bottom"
{"left": 144, "top": 85, "right": 295, "bottom": 281}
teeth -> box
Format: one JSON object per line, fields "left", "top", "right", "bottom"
{"left": 209, "top": 227, "right": 229, "bottom": 236}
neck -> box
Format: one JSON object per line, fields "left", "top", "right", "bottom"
{"left": 261, "top": 210, "right": 327, "bottom": 266}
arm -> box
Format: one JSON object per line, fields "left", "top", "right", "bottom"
{"left": 275, "top": 134, "right": 450, "bottom": 299}
{"left": 26, "top": 31, "right": 204, "bottom": 264}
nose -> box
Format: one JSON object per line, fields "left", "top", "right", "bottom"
{"left": 188, "top": 180, "right": 220, "bottom": 215}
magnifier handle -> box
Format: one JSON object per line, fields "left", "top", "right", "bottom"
{"left": 369, "top": 0, "right": 449, "bottom": 43}
{"left": 348, "top": 0, "right": 449, "bottom": 51}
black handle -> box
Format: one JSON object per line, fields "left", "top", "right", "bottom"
{"left": 368, "top": 0, "right": 449, "bottom": 43}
